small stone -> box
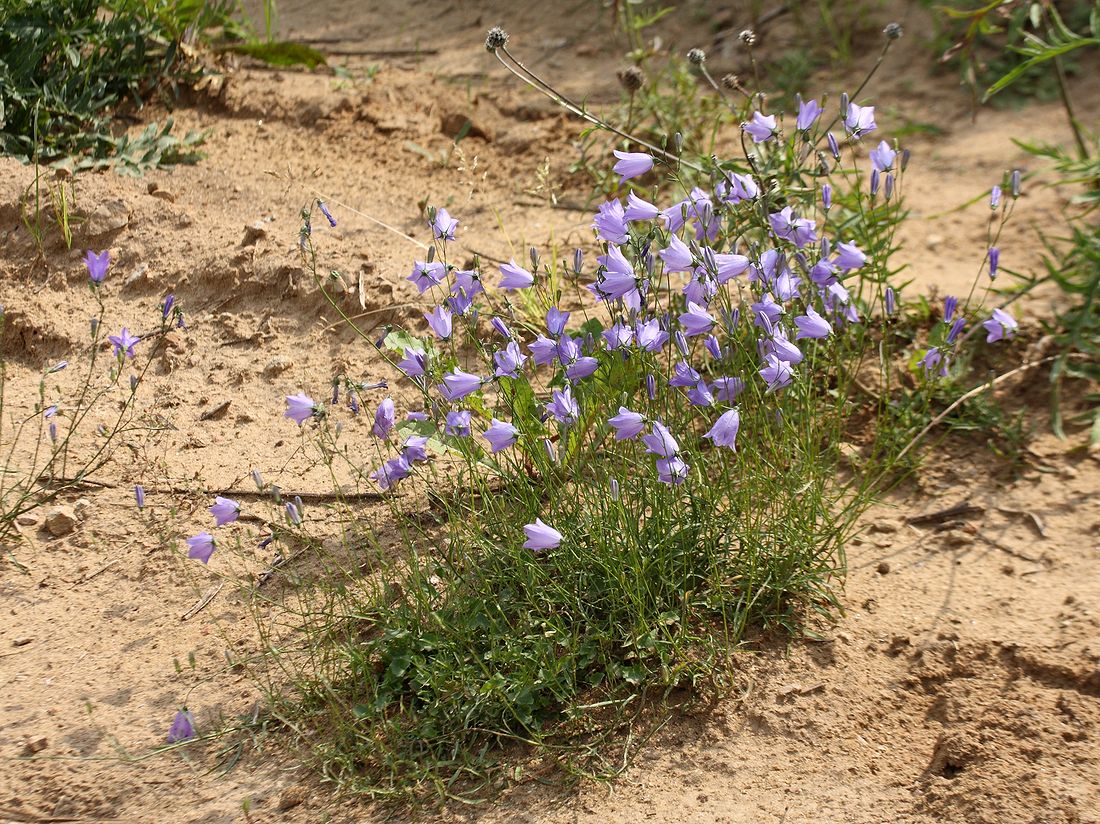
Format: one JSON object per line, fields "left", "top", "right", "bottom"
{"left": 925, "top": 234, "right": 943, "bottom": 250}
{"left": 84, "top": 200, "right": 130, "bottom": 236}
{"left": 12, "top": 636, "right": 33, "bottom": 647}
{"left": 44, "top": 506, "right": 77, "bottom": 537}
{"left": 869, "top": 521, "right": 898, "bottom": 534}
{"left": 440, "top": 112, "right": 492, "bottom": 141}
{"left": 241, "top": 221, "right": 269, "bottom": 247}
{"left": 277, "top": 786, "right": 308, "bottom": 811}
{"left": 15, "top": 513, "right": 38, "bottom": 527}
{"left": 263, "top": 356, "right": 294, "bottom": 378}
{"left": 73, "top": 498, "right": 92, "bottom": 519}
{"left": 23, "top": 736, "right": 48, "bottom": 755}
{"left": 124, "top": 264, "right": 150, "bottom": 289}
{"left": 877, "top": 561, "right": 890, "bottom": 575}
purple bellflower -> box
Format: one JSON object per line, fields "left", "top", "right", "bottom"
{"left": 186, "top": 533, "right": 216, "bottom": 564}
{"left": 796, "top": 98, "right": 824, "bottom": 131}
{"left": 679, "top": 302, "right": 716, "bottom": 337}
{"left": 845, "top": 102, "right": 876, "bottom": 138}
{"left": 608, "top": 407, "right": 646, "bottom": 440}
{"left": 612, "top": 150, "right": 654, "bottom": 184}
{"left": 547, "top": 386, "right": 579, "bottom": 425}
{"left": 743, "top": 111, "right": 777, "bottom": 142}
{"left": 704, "top": 409, "right": 741, "bottom": 450}
{"left": 209, "top": 496, "right": 240, "bottom": 526}
{"left": 407, "top": 260, "right": 445, "bottom": 293}
{"left": 445, "top": 410, "right": 472, "bottom": 437}
{"left": 398, "top": 348, "right": 427, "bottom": 379}
{"left": 285, "top": 393, "right": 318, "bottom": 425}
{"left": 439, "top": 369, "right": 483, "bottom": 401}
{"left": 493, "top": 341, "right": 527, "bottom": 378}
{"left": 546, "top": 307, "right": 570, "bottom": 337}
{"left": 593, "top": 199, "right": 629, "bottom": 244}
{"left": 431, "top": 208, "right": 458, "bottom": 240}
{"left": 499, "top": 260, "right": 535, "bottom": 290}
{"left": 983, "top": 308, "right": 1017, "bottom": 343}
{"left": 372, "top": 398, "right": 396, "bottom": 438}
{"left": 760, "top": 354, "right": 795, "bottom": 392}
{"left": 483, "top": 419, "right": 519, "bottom": 453}
{"left": 642, "top": 421, "right": 680, "bottom": 458}
{"left": 108, "top": 327, "right": 140, "bottom": 359}
{"left": 135, "top": 484, "right": 146, "bottom": 510}
{"left": 425, "top": 306, "right": 453, "bottom": 340}
{"left": 84, "top": 250, "right": 110, "bottom": 284}
{"left": 167, "top": 709, "right": 196, "bottom": 744}
{"left": 869, "top": 140, "right": 896, "bottom": 172}
{"left": 523, "top": 518, "right": 563, "bottom": 551}
{"left": 656, "top": 456, "right": 690, "bottom": 485}
{"left": 624, "top": 192, "right": 660, "bottom": 221}
{"left": 794, "top": 306, "right": 833, "bottom": 339}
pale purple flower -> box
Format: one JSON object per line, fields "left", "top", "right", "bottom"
{"left": 658, "top": 234, "right": 694, "bottom": 273}
{"left": 869, "top": 140, "right": 896, "bottom": 172}
{"left": 679, "top": 302, "right": 715, "bottom": 337}
{"left": 543, "top": 438, "right": 557, "bottom": 463}
{"left": 565, "top": 356, "right": 599, "bottom": 381}
{"left": 687, "top": 380, "right": 714, "bottom": 407}
{"left": 167, "top": 710, "right": 196, "bottom": 744}
{"left": 870, "top": 169, "right": 880, "bottom": 196}
{"left": 704, "top": 409, "right": 740, "bottom": 450}
{"left": 546, "top": 307, "right": 570, "bottom": 337}
{"left": 834, "top": 241, "right": 866, "bottom": 270}
{"left": 646, "top": 373, "right": 657, "bottom": 400}
{"left": 612, "top": 150, "right": 654, "bottom": 184}
{"left": 284, "top": 393, "right": 318, "bottom": 425}
{"left": 845, "top": 102, "right": 876, "bottom": 138}
{"left": 402, "top": 435, "right": 429, "bottom": 463}
{"left": 83, "top": 250, "right": 109, "bottom": 284}
{"left": 523, "top": 518, "right": 563, "bottom": 551}
{"left": 407, "top": 260, "right": 445, "bottom": 293}
{"left": 431, "top": 207, "right": 458, "bottom": 240}
{"left": 769, "top": 207, "right": 817, "bottom": 248}
{"left": 635, "top": 318, "right": 669, "bottom": 352}
{"left": 439, "top": 369, "right": 483, "bottom": 401}
{"left": 317, "top": 200, "right": 336, "bottom": 227}
{"left": 714, "top": 253, "right": 750, "bottom": 283}
{"left": 445, "top": 410, "right": 471, "bottom": 437}
{"left": 742, "top": 111, "right": 777, "bottom": 143}
{"left": 370, "top": 457, "right": 410, "bottom": 490}
{"left": 603, "top": 322, "right": 633, "bottom": 350}
{"left": 655, "top": 456, "right": 689, "bottom": 485}
{"left": 494, "top": 341, "right": 527, "bottom": 378}
{"left": 529, "top": 335, "right": 558, "bottom": 366}
{"left": 624, "top": 191, "right": 660, "bottom": 221}
{"left": 642, "top": 421, "right": 679, "bottom": 458}
{"left": 483, "top": 419, "right": 519, "bottom": 453}
{"left": 796, "top": 97, "right": 824, "bottom": 131}
{"left": 918, "top": 346, "right": 943, "bottom": 374}
{"left": 186, "top": 532, "right": 216, "bottom": 564}
{"left": 669, "top": 360, "right": 701, "bottom": 388}
{"left": 794, "top": 306, "right": 833, "bottom": 339}
{"left": 759, "top": 354, "right": 795, "bottom": 392}
{"left": 490, "top": 317, "right": 512, "bottom": 339}
{"left": 499, "top": 260, "right": 534, "bottom": 290}
{"left": 947, "top": 317, "right": 966, "bottom": 344}
{"left": 398, "top": 348, "right": 427, "bottom": 379}
{"left": 372, "top": 398, "right": 396, "bottom": 438}
{"left": 593, "top": 199, "right": 629, "bottom": 244}
{"left": 454, "top": 269, "right": 484, "bottom": 297}
{"left": 983, "top": 308, "right": 1017, "bottom": 343}
{"left": 425, "top": 306, "right": 453, "bottom": 340}
{"left": 774, "top": 269, "right": 801, "bottom": 302}
{"left": 704, "top": 335, "right": 722, "bottom": 360}
{"left": 766, "top": 326, "right": 804, "bottom": 364}
{"left": 209, "top": 496, "right": 240, "bottom": 526}
{"left": 752, "top": 294, "right": 783, "bottom": 327}
{"left": 712, "top": 376, "right": 745, "bottom": 402}
{"left": 108, "top": 327, "right": 140, "bottom": 359}
{"left": 608, "top": 407, "right": 646, "bottom": 440}
{"left": 547, "top": 386, "right": 579, "bottom": 425}
{"left": 716, "top": 172, "right": 759, "bottom": 204}
{"left": 406, "top": 411, "right": 428, "bottom": 422}
{"left": 135, "top": 484, "right": 145, "bottom": 510}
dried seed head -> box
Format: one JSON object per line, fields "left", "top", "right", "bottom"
{"left": 485, "top": 26, "right": 509, "bottom": 52}
{"left": 687, "top": 48, "right": 706, "bottom": 65}
{"left": 720, "top": 73, "right": 742, "bottom": 91}
{"left": 738, "top": 29, "right": 757, "bottom": 46}
{"left": 617, "top": 66, "right": 645, "bottom": 93}
{"left": 883, "top": 22, "right": 903, "bottom": 40}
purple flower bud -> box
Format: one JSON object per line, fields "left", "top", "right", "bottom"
{"left": 610, "top": 478, "right": 620, "bottom": 501}
{"left": 372, "top": 398, "right": 396, "bottom": 438}
{"left": 90, "top": 317, "right": 99, "bottom": 337}
{"left": 135, "top": 484, "right": 145, "bottom": 510}
{"left": 990, "top": 185, "right": 1002, "bottom": 210}
{"left": 647, "top": 374, "right": 656, "bottom": 400}
{"left": 674, "top": 330, "right": 689, "bottom": 358}
{"left": 1011, "top": 169, "right": 1021, "bottom": 197}
{"left": 48, "top": 422, "right": 58, "bottom": 443}
{"left": 286, "top": 502, "right": 302, "bottom": 525}
{"left": 490, "top": 317, "right": 512, "bottom": 338}
{"left": 573, "top": 248, "right": 584, "bottom": 274}
{"left": 944, "top": 296, "right": 958, "bottom": 324}
{"left": 49, "top": 360, "right": 68, "bottom": 373}
{"left": 167, "top": 709, "right": 196, "bottom": 744}
{"left": 162, "top": 294, "right": 175, "bottom": 320}
{"left": 870, "top": 169, "right": 880, "bottom": 196}
{"left": 885, "top": 173, "right": 895, "bottom": 201}
{"left": 822, "top": 183, "right": 832, "bottom": 211}
{"left": 947, "top": 316, "right": 965, "bottom": 344}
{"left": 885, "top": 287, "right": 896, "bottom": 316}
{"left": 543, "top": 438, "right": 557, "bottom": 463}
{"left": 989, "top": 247, "right": 1000, "bottom": 279}
{"left": 130, "top": 375, "right": 139, "bottom": 392}
{"left": 827, "top": 132, "right": 840, "bottom": 160}
{"left": 704, "top": 335, "right": 722, "bottom": 360}
{"left": 251, "top": 469, "right": 264, "bottom": 489}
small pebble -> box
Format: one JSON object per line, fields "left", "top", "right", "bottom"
{"left": 877, "top": 561, "right": 890, "bottom": 575}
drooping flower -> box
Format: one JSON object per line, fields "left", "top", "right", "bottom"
{"left": 493, "top": 341, "right": 527, "bottom": 378}
{"left": 769, "top": 207, "right": 817, "bottom": 248}
{"left": 833, "top": 241, "right": 866, "bottom": 270}
{"left": 635, "top": 317, "right": 669, "bottom": 352}
{"left": 523, "top": 518, "right": 563, "bottom": 551}
{"left": 529, "top": 335, "right": 559, "bottom": 366}
{"left": 397, "top": 348, "right": 427, "bottom": 379}
{"left": 407, "top": 260, "right": 446, "bottom": 293}
{"left": 612, "top": 150, "right": 654, "bottom": 184}
{"left": 439, "top": 369, "right": 483, "bottom": 401}
{"left": 454, "top": 269, "right": 484, "bottom": 297}
{"left": 752, "top": 293, "right": 784, "bottom": 328}
{"left": 209, "top": 496, "right": 240, "bottom": 526}
{"left": 686, "top": 379, "right": 714, "bottom": 407}
{"left": 759, "top": 353, "right": 795, "bottom": 392}
{"left": 712, "top": 376, "right": 745, "bottom": 402}
{"left": 742, "top": 111, "right": 777, "bottom": 143}
{"left": 624, "top": 191, "right": 660, "bottom": 221}
{"left": 490, "top": 316, "right": 512, "bottom": 339}
{"left": 714, "top": 253, "right": 750, "bottom": 283}
{"left": 431, "top": 207, "right": 458, "bottom": 240}
{"left": 284, "top": 393, "right": 318, "bottom": 425}
{"left": 704, "top": 409, "right": 740, "bottom": 450}
{"left": 83, "top": 250, "right": 110, "bottom": 284}
{"left": 445, "top": 410, "right": 472, "bottom": 437}
{"left": 669, "top": 360, "right": 701, "bottom": 388}
{"left": 565, "top": 355, "right": 599, "bottom": 381}
{"left": 918, "top": 346, "right": 943, "bottom": 375}
{"left": 794, "top": 305, "right": 833, "bottom": 339}
{"left": 167, "top": 709, "right": 196, "bottom": 744}
{"left": 642, "top": 421, "right": 679, "bottom": 458}
{"left": 547, "top": 386, "right": 579, "bottom": 425}
{"left": 869, "top": 140, "right": 896, "bottom": 172}
{"left": 796, "top": 97, "right": 824, "bottom": 131}
{"left": 593, "top": 199, "right": 629, "bottom": 244}
{"left": 844, "top": 102, "right": 876, "bottom": 138}
{"left": 425, "top": 306, "right": 453, "bottom": 340}
{"left": 402, "top": 434, "right": 429, "bottom": 463}
{"left": 716, "top": 172, "right": 759, "bottom": 204}
{"left": 603, "top": 322, "right": 633, "bottom": 350}
{"left": 546, "top": 307, "right": 570, "bottom": 338}
{"left": 765, "top": 326, "right": 804, "bottom": 364}
{"left": 499, "top": 260, "right": 535, "bottom": 290}
{"left": 483, "top": 419, "right": 519, "bottom": 453}
{"left": 655, "top": 456, "right": 690, "bottom": 485}
{"left": 370, "top": 457, "right": 411, "bottom": 491}
{"left": 608, "top": 407, "right": 646, "bottom": 440}
{"left": 658, "top": 234, "right": 694, "bottom": 273}
{"left": 108, "top": 327, "right": 140, "bottom": 359}
{"left": 983, "top": 308, "right": 1017, "bottom": 343}
{"left": 372, "top": 398, "right": 396, "bottom": 438}
{"left": 186, "top": 533, "right": 216, "bottom": 564}
{"left": 679, "top": 302, "right": 716, "bottom": 337}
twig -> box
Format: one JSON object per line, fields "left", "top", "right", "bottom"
{"left": 181, "top": 583, "right": 224, "bottom": 621}
{"left": 37, "top": 477, "right": 386, "bottom": 503}
{"left": 73, "top": 558, "right": 120, "bottom": 586}
{"left": 975, "top": 531, "right": 1041, "bottom": 564}
{"left": 996, "top": 506, "right": 1047, "bottom": 538}
{"left": 906, "top": 500, "right": 985, "bottom": 527}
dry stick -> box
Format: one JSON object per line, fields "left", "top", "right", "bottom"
{"left": 36, "top": 477, "right": 386, "bottom": 503}
{"left": 181, "top": 582, "right": 224, "bottom": 621}
{"left": 906, "top": 500, "right": 984, "bottom": 527}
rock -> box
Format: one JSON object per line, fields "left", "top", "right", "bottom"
{"left": 15, "top": 513, "right": 38, "bottom": 527}
{"left": 440, "top": 112, "right": 491, "bottom": 141}
{"left": 22, "top": 736, "right": 48, "bottom": 756}
{"left": 925, "top": 234, "right": 943, "bottom": 250}
{"left": 12, "top": 636, "right": 33, "bottom": 647}
{"left": 263, "top": 356, "right": 294, "bottom": 378}
{"left": 241, "top": 220, "right": 269, "bottom": 247}
{"left": 124, "top": 263, "right": 150, "bottom": 289}
{"left": 44, "top": 506, "right": 77, "bottom": 537}
{"left": 877, "top": 561, "right": 891, "bottom": 575}
{"left": 277, "top": 785, "right": 308, "bottom": 811}
{"left": 147, "top": 182, "right": 176, "bottom": 202}
{"left": 84, "top": 199, "right": 130, "bottom": 236}
{"left": 73, "top": 498, "right": 92, "bottom": 520}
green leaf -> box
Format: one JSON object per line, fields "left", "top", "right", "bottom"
{"left": 229, "top": 41, "right": 326, "bottom": 69}
{"left": 383, "top": 329, "right": 426, "bottom": 354}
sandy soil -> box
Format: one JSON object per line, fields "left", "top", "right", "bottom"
{"left": 2, "top": 2, "right": 1099, "bottom": 822}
